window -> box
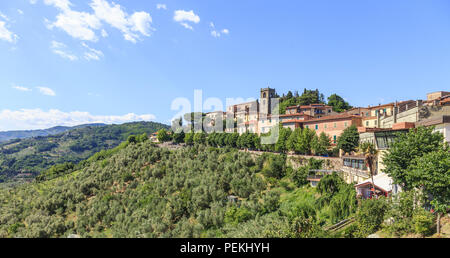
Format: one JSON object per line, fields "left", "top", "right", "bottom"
{"left": 366, "top": 121, "right": 369, "bottom": 126}
{"left": 324, "top": 124, "right": 327, "bottom": 129}
{"left": 306, "top": 125, "right": 309, "bottom": 129}
{"left": 334, "top": 123, "right": 337, "bottom": 128}
{"left": 374, "top": 120, "right": 377, "bottom": 125}
{"left": 315, "top": 124, "right": 318, "bottom": 130}
{"left": 344, "top": 122, "right": 348, "bottom": 127}
{"left": 333, "top": 135, "right": 337, "bottom": 144}
{"left": 366, "top": 112, "right": 369, "bottom": 116}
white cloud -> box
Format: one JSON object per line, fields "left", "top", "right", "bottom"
{"left": 18, "top": 9, "right": 24, "bottom": 15}
{"left": 0, "top": 12, "right": 10, "bottom": 21}
{"left": 90, "top": 0, "right": 153, "bottom": 43}
{"left": 180, "top": 23, "right": 193, "bottom": 30}
{"left": 129, "top": 11, "right": 153, "bottom": 37}
{"left": 101, "top": 29, "right": 108, "bottom": 37}
{"left": 174, "top": 10, "right": 200, "bottom": 30}
{"left": 211, "top": 30, "right": 220, "bottom": 38}
{"left": 208, "top": 22, "right": 229, "bottom": 38}
{"left": 12, "top": 86, "right": 32, "bottom": 92}
{"left": 156, "top": 4, "right": 167, "bottom": 10}
{"left": 44, "top": 0, "right": 72, "bottom": 11}
{"left": 45, "top": 0, "right": 102, "bottom": 42}
{"left": 51, "top": 40, "right": 66, "bottom": 49}
{"left": 37, "top": 87, "right": 56, "bottom": 96}
{"left": 0, "top": 15, "right": 18, "bottom": 43}
{"left": 44, "top": 0, "right": 153, "bottom": 43}
{"left": 50, "top": 40, "right": 78, "bottom": 61}
{"left": 174, "top": 10, "right": 200, "bottom": 23}
{"left": 52, "top": 49, "right": 78, "bottom": 60}
{"left": 81, "top": 42, "right": 103, "bottom": 61}
{"left": 0, "top": 109, "right": 156, "bottom": 131}
{"left": 30, "top": 0, "right": 38, "bottom": 4}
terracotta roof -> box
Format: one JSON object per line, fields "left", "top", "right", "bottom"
{"left": 279, "top": 113, "right": 310, "bottom": 118}
{"left": 282, "top": 119, "right": 307, "bottom": 124}
{"left": 286, "top": 104, "right": 332, "bottom": 109}
{"left": 362, "top": 116, "right": 377, "bottom": 120}
{"left": 367, "top": 102, "right": 395, "bottom": 109}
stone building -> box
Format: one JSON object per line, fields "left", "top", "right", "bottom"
{"left": 225, "top": 87, "right": 278, "bottom": 135}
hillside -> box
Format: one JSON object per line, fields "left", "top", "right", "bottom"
{"left": 0, "top": 121, "right": 169, "bottom": 183}
{"left": 0, "top": 140, "right": 359, "bottom": 238}
{"left": 0, "top": 124, "right": 106, "bottom": 143}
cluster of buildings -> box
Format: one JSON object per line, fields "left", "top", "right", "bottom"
{"left": 206, "top": 88, "right": 449, "bottom": 146}
{"left": 205, "top": 88, "right": 450, "bottom": 198}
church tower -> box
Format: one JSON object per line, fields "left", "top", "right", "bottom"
{"left": 260, "top": 87, "right": 276, "bottom": 115}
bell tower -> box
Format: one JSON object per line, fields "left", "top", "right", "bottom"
{"left": 260, "top": 87, "right": 276, "bottom": 115}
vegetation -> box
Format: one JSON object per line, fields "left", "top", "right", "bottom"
{"left": 277, "top": 90, "right": 351, "bottom": 114}
{"left": 337, "top": 125, "right": 359, "bottom": 155}
{"left": 0, "top": 138, "right": 358, "bottom": 238}
{"left": 327, "top": 94, "right": 352, "bottom": 113}
{"left": 0, "top": 124, "right": 105, "bottom": 143}
{"left": 0, "top": 122, "right": 169, "bottom": 183}
{"left": 382, "top": 126, "right": 449, "bottom": 237}
{"left": 382, "top": 126, "right": 446, "bottom": 191}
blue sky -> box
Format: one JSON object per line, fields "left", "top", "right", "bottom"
{"left": 0, "top": 0, "right": 450, "bottom": 130}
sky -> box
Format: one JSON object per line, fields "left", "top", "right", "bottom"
{"left": 0, "top": 0, "right": 450, "bottom": 131}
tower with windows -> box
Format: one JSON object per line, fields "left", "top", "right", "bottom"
{"left": 260, "top": 87, "right": 276, "bottom": 116}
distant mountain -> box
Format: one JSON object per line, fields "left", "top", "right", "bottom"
{"left": 0, "top": 124, "right": 106, "bottom": 143}
{"left": 0, "top": 121, "right": 169, "bottom": 182}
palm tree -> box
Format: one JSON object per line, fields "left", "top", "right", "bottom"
{"left": 359, "top": 142, "right": 378, "bottom": 198}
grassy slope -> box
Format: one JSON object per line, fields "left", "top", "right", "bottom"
{"left": 0, "top": 140, "right": 354, "bottom": 238}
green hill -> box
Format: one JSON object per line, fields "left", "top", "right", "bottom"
{"left": 0, "top": 124, "right": 106, "bottom": 143}
{"left": 0, "top": 140, "right": 357, "bottom": 238}
{"left": 0, "top": 121, "right": 169, "bottom": 183}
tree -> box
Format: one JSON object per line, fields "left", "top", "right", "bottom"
{"left": 286, "top": 128, "right": 301, "bottom": 153}
{"left": 173, "top": 130, "right": 185, "bottom": 144}
{"left": 318, "top": 132, "right": 331, "bottom": 154}
{"left": 230, "top": 133, "right": 239, "bottom": 148}
{"left": 193, "top": 132, "right": 206, "bottom": 145}
{"left": 184, "top": 132, "right": 194, "bottom": 145}
{"left": 157, "top": 129, "right": 171, "bottom": 143}
{"left": 359, "top": 142, "right": 378, "bottom": 197}
{"left": 337, "top": 125, "right": 359, "bottom": 155}
{"left": 311, "top": 134, "right": 320, "bottom": 155}
{"left": 127, "top": 135, "right": 137, "bottom": 144}
{"left": 412, "top": 149, "right": 450, "bottom": 234}
{"left": 382, "top": 126, "right": 445, "bottom": 190}
{"left": 327, "top": 94, "right": 352, "bottom": 113}
{"left": 317, "top": 173, "right": 343, "bottom": 196}
{"left": 354, "top": 198, "right": 388, "bottom": 237}
{"left": 297, "top": 128, "right": 315, "bottom": 155}
{"left": 275, "top": 127, "right": 291, "bottom": 153}
{"left": 312, "top": 132, "right": 331, "bottom": 156}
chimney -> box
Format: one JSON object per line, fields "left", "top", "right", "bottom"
{"left": 416, "top": 99, "right": 423, "bottom": 107}
{"left": 376, "top": 110, "right": 380, "bottom": 128}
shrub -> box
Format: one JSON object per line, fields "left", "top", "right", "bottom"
{"left": 354, "top": 197, "right": 388, "bottom": 237}
{"left": 412, "top": 209, "right": 434, "bottom": 237}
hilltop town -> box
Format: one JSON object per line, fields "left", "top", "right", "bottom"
{"left": 153, "top": 88, "right": 450, "bottom": 200}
